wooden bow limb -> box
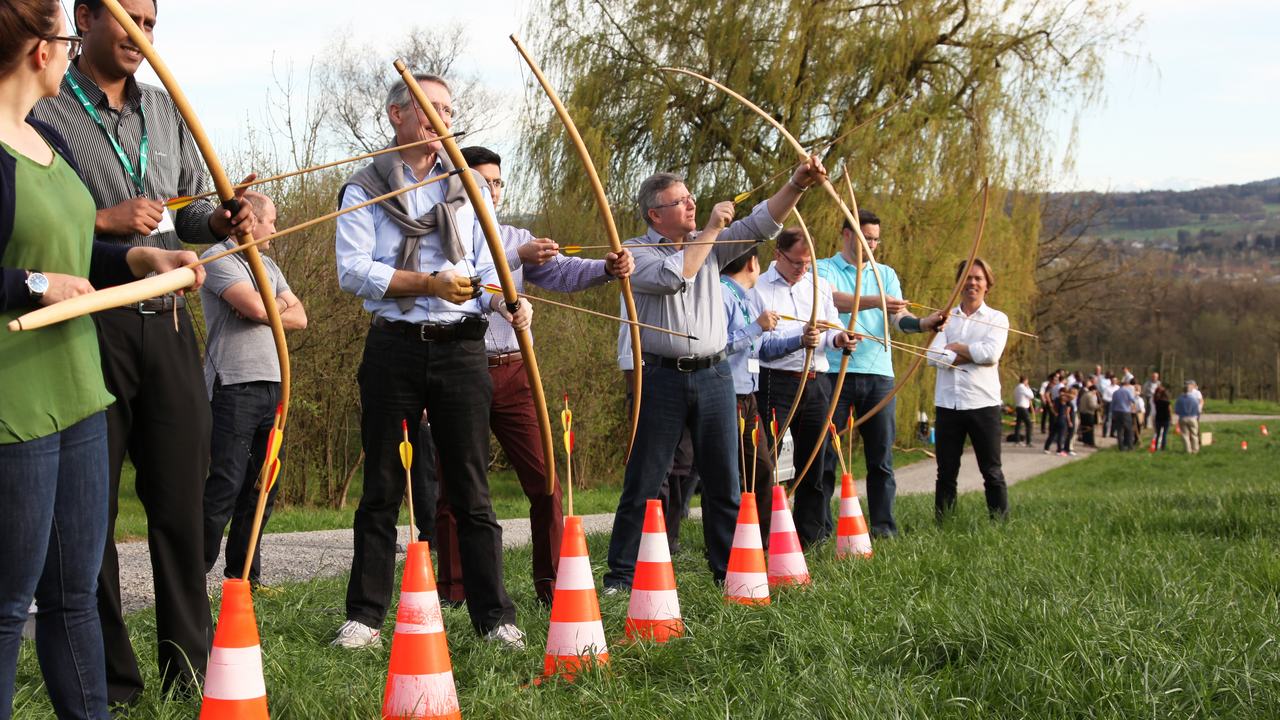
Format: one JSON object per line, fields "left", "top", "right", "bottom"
{"left": 909, "top": 303, "right": 1038, "bottom": 338}
{"left": 770, "top": 208, "right": 821, "bottom": 471}
{"left": 563, "top": 239, "right": 757, "bottom": 253}
{"left": 162, "top": 132, "right": 467, "bottom": 209}
{"left": 480, "top": 285, "right": 696, "bottom": 339}
{"left": 396, "top": 61, "right": 557, "bottom": 495}
{"left": 96, "top": 0, "right": 292, "bottom": 582}
{"left": 514, "top": 36, "right": 644, "bottom": 464}
{"left": 10, "top": 169, "right": 464, "bottom": 332}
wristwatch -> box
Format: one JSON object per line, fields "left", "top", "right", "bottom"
{"left": 26, "top": 271, "right": 48, "bottom": 303}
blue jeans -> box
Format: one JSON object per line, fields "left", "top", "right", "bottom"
{"left": 819, "top": 373, "right": 898, "bottom": 537}
{"left": 605, "top": 361, "right": 740, "bottom": 588}
{"left": 0, "top": 412, "right": 109, "bottom": 720}
{"left": 203, "top": 380, "right": 281, "bottom": 581}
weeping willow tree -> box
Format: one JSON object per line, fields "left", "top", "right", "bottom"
{"left": 513, "top": 0, "right": 1138, "bottom": 465}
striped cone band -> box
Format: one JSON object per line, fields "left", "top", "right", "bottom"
{"left": 542, "top": 517, "right": 609, "bottom": 679}
{"left": 383, "top": 542, "right": 460, "bottom": 719}
{"left": 724, "top": 493, "right": 770, "bottom": 605}
{"left": 626, "top": 500, "right": 682, "bottom": 641}
{"left": 767, "top": 486, "right": 810, "bottom": 588}
{"left": 199, "top": 579, "right": 267, "bottom": 720}
{"left": 836, "top": 475, "right": 873, "bottom": 559}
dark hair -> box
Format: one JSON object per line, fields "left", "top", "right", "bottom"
{"left": 73, "top": 0, "right": 157, "bottom": 34}
{"left": 841, "top": 209, "right": 880, "bottom": 233}
{"left": 955, "top": 257, "right": 996, "bottom": 288}
{"left": 721, "top": 245, "right": 758, "bottom": 276}
{"left": 1, "top": 0, "right": 59, "bottom": 78}
{"left": 776, "top": 227, "right": 807, "bottom": 252}
{"left": 460, "top": 145, "right": 501, "bottom": 168}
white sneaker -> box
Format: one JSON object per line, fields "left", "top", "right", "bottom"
{"left": 482, "top": 623, "right": 525, "bottom": 650}
{"left": 331, "top": 619, "right": 381, "bottom": 649}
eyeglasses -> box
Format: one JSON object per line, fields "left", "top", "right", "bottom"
{"left": 653, "top": 194, "right": 696, "bottom": 210}
{"left": 485, "top": 178, "right": 505, "bottom": 189}
{"left": 776, "top": 249, "right": 811, "bottom": 270}
{"left": 40, "top": 35, "right": 82, "bottom": 60}
{"left": 429, "top": 102, "right": 455, "bottom": 119}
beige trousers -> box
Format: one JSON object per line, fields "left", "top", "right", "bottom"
{"left": 1179, "top": 416, "right": 1200, "bottom": 453}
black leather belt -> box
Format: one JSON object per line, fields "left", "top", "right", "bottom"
{"left": 124, "top": 295, "right": 186, "bottom": 313}
{"left": 643, "top": 349, "right": 728, "bottom": 372}
{"left": 371, "top": 316, "right": 488, "bottom": 341}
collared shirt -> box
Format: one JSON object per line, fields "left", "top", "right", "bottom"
{"left": 1174, "top": 394, "right": 1200, "bottom": 418}
{"left": 814, "top": 253, "right": 902, "bottom": 377}
{"left": 754, "top": 264, "right": 844, "bottom": 373}
{"left": 485, "top": 224, "right": 612, "bottom": 354}
{"left": 624, "top": 200, "right": 782, "bottom": 358}
{"left": 927, "top": 301, "right": 1008, "bottom": 410}
{"left": 1097, "top": 375, "right": 1114, "bottom": 401}
{"left": 1013, "top": 383, "right": 1034, "bottom": 409}
{"left": 1142, "top": 379, "right": 1161, "bottom": 399}
{"left": 335, "top": 157, "right": 497, "bottom": 323}
{"left": 1111, "top": 385, "right": 1135, "bottom": 413}
{"left": 31, "top": 61, "right": 220, "bottom": 249}
{"left": 720, "top": 275, "right": 799, "bottom": 394}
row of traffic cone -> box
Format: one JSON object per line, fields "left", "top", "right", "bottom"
{"left": 196, "top": 481, "right": 875, "bottom": 719}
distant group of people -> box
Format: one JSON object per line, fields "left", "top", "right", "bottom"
{"left": 1011, "top": 364, "right": 1206, "bottom": 455}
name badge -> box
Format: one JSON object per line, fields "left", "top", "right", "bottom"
{"left": 748, "top": 357, "right": 760, "bottom": 374}
{"left": 152, "top": 206, "right": 176, "bottom": 236}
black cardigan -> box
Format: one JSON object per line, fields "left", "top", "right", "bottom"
{"left": 0, "top": 117, "right": 135, "bottom": 311}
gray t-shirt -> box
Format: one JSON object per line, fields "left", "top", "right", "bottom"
{"left": 199, "top": 239, "right": 290, "bottom": 397}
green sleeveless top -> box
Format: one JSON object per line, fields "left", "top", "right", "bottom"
{"left": 0, "top": 140, "right": 115, "bottom": 443}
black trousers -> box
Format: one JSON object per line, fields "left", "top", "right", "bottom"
{"left": 758, "top": 369, "right": 831, "bottom": 548}
{"left": 934, "top": 405, "right": 1008, "bottom": 520}
{"left": 348, "top": 325, "right": 514, "bottom": 635}
{"left": 1014, "top": 407, "right": 1033, "bottom": 443}
{"left": 93, "top": 307, "right": 213, "bottom": 706}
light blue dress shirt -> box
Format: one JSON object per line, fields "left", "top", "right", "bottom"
{"left": 334, "top": 157, "right": 497, "bottom": 323}
{"left": 720, "top": 276, "right": 802, "bottom": 394}
{"left": 815, "top": 253, "right": 902, "bottom": 378}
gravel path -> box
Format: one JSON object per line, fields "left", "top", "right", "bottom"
{"left": 114, "top": 413, "right": 1279, "bottom": 613}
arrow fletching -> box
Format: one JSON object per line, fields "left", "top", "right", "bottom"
{"left": 751, "top": 428, "right": 759, "bottom": 447}
{"left": 563, "top": 246, "right": 582, "bottom": 254}
{"left": 399, "top": 441, "right": 412, "bottom": 470}
{"left": 733, "top": 191, "right": 752, "bottom": 204}
{"left": 770, "top": 409, "right": 778, "bottom": 437}
{"left": 482, "top": 284, "right": 502, "bottom": 294}
{"left": 264, "top": 458, "right": 281, "bottom": 493}
{"left": 739, "top": 416, "right": 745, "bottom": 435}
{"left": 563, "top": 430, "right": 574, "bottom": 453}
{"left": 165, "top": 196, "right": 195, "bottom": 210}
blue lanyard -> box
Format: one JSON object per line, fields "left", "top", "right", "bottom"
{"left": 65, "top": 70, "right": 148, "bottom": 196}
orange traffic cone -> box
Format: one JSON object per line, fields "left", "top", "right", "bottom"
{"left": 199, "top": 579, "right": 268, "bottom": 720}
{"left": 1149, "top": 437, "right": 1157, "bottom": 452}
{"left": 542, "top": 516, "right": 608, "bottom": 680}
{"left": 1242, "top": 441, "right": 1248, "bottom": 450}
{"left": 1175, "top": 424, "right": 1182, "bottom": 435}
{"left": 624, "top": 500, "right": 682, "bottom": 642}
{"left": 766, "top": 486, "right": 809, "bottom": 589}
{"left": 382, "top": 542, "right": 460, "bottom": 720}
{"left": 1263, "top": 425, "right": 1269, "bottom": 436}
{"left": 835, "top": 474, "right": 872, "bottom": 559}
{"left": 724, "top": 492, "right": 769, "bottom": 605}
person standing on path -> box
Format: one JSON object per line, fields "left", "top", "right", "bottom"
{"left": 601, "top": 160, "right": 824, "bottom": 592}
{"left": 1152, "top": 386, "right": 1172, "bottom": 451}
{"left": 1013, "top": 375, "right": 1035, "bottom": 446}
{"left": 428, "top": 145, "right": 634, "bottom": 607}
{"left": 1110, "top": 379, "right": 1137, "bottom": 451}
{"left": 1142, "top": 372, "right": 1161, "bottom": 429}
{"left": 200, "top": 191, "right": 307, "bottom": 587}
{"left": 0, "top": 8, "right": 205, "bottom": 716}
{"left": 928, "top": 258, "right": 1010, "bottom": 521}
{"left": 31, "top": 0, "right": 259, "bottom": 705}
{"left": 814, "top": 210, "right": 947, "bottom": 538}
{"left": 333, "top": 73, "right": 532, "bottom": 649}
{"left": 1099, "top": 370, "right": 1115, "bottom": 437}
{"left": 1078, "top": 379, "right": 1099, "bottom": 447}
{"left": 755, "top": 228, "right": 857, "bottom": 548}
{"left": 1043, "top": 387, "right": 1073, "bottom": 455}
{"left": 1174, "top": 384, "right": 1201, "bottom": 454}
{"left": 1037, "top": 371, "right": 1056, "bottom": 435}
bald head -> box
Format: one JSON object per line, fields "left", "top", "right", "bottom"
{"left": 245, "top": 191, "right": 278, "bottom": 244}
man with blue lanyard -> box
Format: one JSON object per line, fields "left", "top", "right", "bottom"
{"left": 815, "top": 211, "right": 947, "bottom": 538}
{"left": 32, "top": 0, "right": 257, "bottom": 707}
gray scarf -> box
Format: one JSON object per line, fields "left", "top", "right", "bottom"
{"left": 341, "top": 145, "right": 473, "bottom": 312}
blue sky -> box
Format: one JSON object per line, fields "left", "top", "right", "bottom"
{"left": 119, "top": 0, "right": 1276, "bottom": 192}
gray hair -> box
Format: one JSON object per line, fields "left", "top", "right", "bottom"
{"left": 385, "top": 73, "right": 452, "bottom": 117}
{"left": 637, "top": 172, "right": 686, "bottom": 226}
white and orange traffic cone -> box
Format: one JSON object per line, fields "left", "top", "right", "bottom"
{"left": 1263, "top": 425, "right": 1269, "bottom": 436}
{"left": 766, "top": 486, "right": 809, "bottom": 589}
{"left": 199, "top": 580, "right": 268, "bottom": 720}
{"left": 1175, "top": 424, "right": 1182, "bottom": 435}
{"left": 382, "top": 542, "right": 460, "bottom": 720}
{"left": 724, "top": 492, "right": 769, "bottom": 605}
{"left": 541, "top": 516, "right": 608, "bottom": 681}
{"left": 1242, "top": 441, "right": 1248, "bottom": 451}
{"left": 624, "top": 500, "right": 682, "bottom": 642}
{"left": 835, "top": 475, "right": 872, "bottom": 559}
{"left": 1149, "top": 436, "right": 1157, "bottom": 452}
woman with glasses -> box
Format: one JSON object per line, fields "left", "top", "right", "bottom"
{"left": 0, "top": 2, "right": 202, "bottom": 717}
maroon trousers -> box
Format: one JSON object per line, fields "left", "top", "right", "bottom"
{"left": 436, "top": 358, "right": 563, "bottom": 603}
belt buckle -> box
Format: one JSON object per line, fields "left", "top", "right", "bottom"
{"left": 138, "top": 301, "right": 157, "bottom": 315}
{"left": 419, "top": 323, "right": 437, "bottom": 341}
{"left": 676, "top": 355, "right": 697, "bottom": 372}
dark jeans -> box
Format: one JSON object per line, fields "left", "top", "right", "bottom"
{"left": 604, "top": 360, "right": 740, "bottom": 588}
{"left": 348, "top": 325, "right": 514, "bottom": 635}
{"left": 1154, "top": 419, "right": 1171, "bottom": 450}
{"left": 203, "top": 380, "right": 281, "bottom": 582}
{"left": 757, "top": 368, "right": 832, "bottom": 548}
{"left": 1113, "top": 411, "right": 1135, "bottom": 451}
{"left": 1044, "top": 418, "right": 1069, "bottom": 452}
{"left": 935, "top": 405, "right": 1008, "bottom": 520}
{"left": 736, "top": 392, "right": 772, "bottom": 547}
{"left": 93, "top": 307, "right": 212, "bottom": 705}
{"left": 1080, "top": 411, "right": 1097, "bottom": 446}
{"left": 1014, "top": 406, "right": 1033, "bottom": 443}
{"left": 819, "top": 373, "right": 898, "bottom": 537}
{"left": 0, "top": 412, "right": 109, "bottom": 720}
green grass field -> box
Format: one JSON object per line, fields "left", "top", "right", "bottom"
{"left": 19, "top": 421, "right": 1278, "bottom": 717}
{"left": 1203, "top": 398, "right": 1280, "bottom": 416}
